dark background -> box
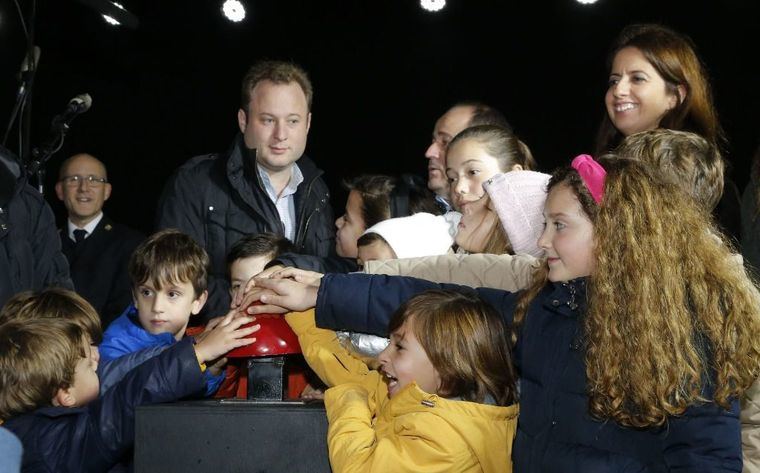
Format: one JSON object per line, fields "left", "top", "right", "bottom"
{"left": 0, "top": 0, "right": 757, "bottom": 234}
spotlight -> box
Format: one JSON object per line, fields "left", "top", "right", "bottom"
{"left": 102, "top": 2, "right": 125, "bottom": 26}
{"left": 420, "top": 0, "right": 446, "bottom": 12}
{"left": 222, "top": 0, "right": 246, "bottom": 22}
{"left": 76, "top": 0, "right": 139, "bottom": 29}
{"left": 576, "top": 0, "right": 599, "bottom": 4}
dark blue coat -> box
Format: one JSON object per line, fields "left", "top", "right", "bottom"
{"left": 4, "top": 338, "right": 205, "bottom": 473}
{"left": 314, "top": 273, "right": 743, "bottom": 473}
{"left": 59, "top": 214, "right": 144, "bottom": 327}
{"left": 0, "top": 154, "right": 72, "bottom": 309}
{"left": 156, "top": 134, "right": 336, "bottom": 321}
{"left": 100, "top": 305, "right": 224, "bottom": 396}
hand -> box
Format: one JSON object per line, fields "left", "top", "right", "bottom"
{"left": 239, "top": 277, "right": 319, "bottom": 315}
{"left": 269, "top": 267, "right": 324, "bottom": 287}
{"left": 231, "top": 265, "right": 285, "bottom": 308}
{"left": 300, "top": 383, "right": 325, "bottom": 400}
{"left": 194, "top": 313, "right": 259, "bottom": 363}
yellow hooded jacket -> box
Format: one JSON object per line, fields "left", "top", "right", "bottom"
{"left": 285, "top": 309, "right": 518, "bottom": 473}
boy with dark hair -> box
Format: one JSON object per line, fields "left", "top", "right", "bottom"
{"left": 0, "top": 290, "right": 257, "bottom": 472}
{"left": 99, "top": 229, "right": 223, "bottom": 395}
{"left": 227, "top": 232, "right": 296, "bottom": 302}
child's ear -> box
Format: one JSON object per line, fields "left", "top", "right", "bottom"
{"left": 52, "top": 386, "right": 77, "bottom": 408}
{"left": 191, "top": 290, "right": 209, "bottom": 315}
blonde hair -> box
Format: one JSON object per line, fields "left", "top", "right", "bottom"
{"left": 0, "top": 288, "right": 102, "bottom": 344}
{"left": 388, "top": 289, "right": 518, "bottom": 406}
{"left": 517, "top": 156, "right": 760, "bottom": 427}
{"left": 481, "top": 203, "right": 512, "bottom": 255}
{"left": 0, "top": 318, "right": 86, "bottom": 420}
{"left": 613, "top": 129, "right": 724, "bottom": 211}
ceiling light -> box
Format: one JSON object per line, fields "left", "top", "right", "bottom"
{"left": 420, "top": 0, "right": 446, "bottom": 13}
{"left": 222, "top": 0, "right": 246, "bottom": 22}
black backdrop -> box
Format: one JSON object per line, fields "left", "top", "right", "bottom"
{"left": 0, "top": 0, "right": 757, "bottom": 234}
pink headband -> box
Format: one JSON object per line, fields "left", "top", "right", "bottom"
{"left": 571, "top": 154, "right": 606, "bottom": 204}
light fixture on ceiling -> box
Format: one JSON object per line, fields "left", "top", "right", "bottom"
{"left": 222, "top": 0, "right": 246, "bottom": 22}
{"left": 420, "top": 0, "right": 446, "bottom": 13}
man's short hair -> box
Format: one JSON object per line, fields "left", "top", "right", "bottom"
{"left": 0, "top": 318, "right": 86, "bottom": 420}
{"left": 613, "top": 129, "right": 724, "bottom": 211}
{"left": 226, "top": 232, "right": 296, "bottom": 268}
{"left": 128, "top": 229, "right": 210, "bottom": 297}
{"left": 241, "top": 60, "right": 313, "bottom": 113}
{"left": 0, "top": 288, "right": 102, "bottom": 345}
{"left": 454, "top": 101, "right": 512, "bottom": 132}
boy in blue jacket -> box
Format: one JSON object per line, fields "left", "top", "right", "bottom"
{"left": 100, "top": 229, "right": 224, "bottom": 395}
{"left": 0, "top": 289, "right": 257, "bottom": 472}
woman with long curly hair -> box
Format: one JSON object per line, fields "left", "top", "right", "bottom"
{"left": 266, "top": 154, "right": 760, "bottom": 472}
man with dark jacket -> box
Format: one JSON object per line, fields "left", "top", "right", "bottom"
{"left": 156, "top": 60, "right": 336, "bottom": 319}
{"left": 0, "top": 145, "right": 72, "bottom": 308}
{"left": 55, "top": 153, "right": 144, "bottom": 327}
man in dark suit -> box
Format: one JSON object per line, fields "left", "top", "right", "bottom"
{"left": 55, "top": 153, "right": 144, "bottom": 328}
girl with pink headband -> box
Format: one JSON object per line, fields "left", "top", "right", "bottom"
{"left": 258, "top": 153, "right": 760, "bottom": 472}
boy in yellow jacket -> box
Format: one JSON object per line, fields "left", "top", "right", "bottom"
{"left": 285, "top": 289, "right": 518, "bottom": 473}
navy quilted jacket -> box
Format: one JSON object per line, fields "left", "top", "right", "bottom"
{"left": 314, "top": 273, "right": 743, "bottom": 473}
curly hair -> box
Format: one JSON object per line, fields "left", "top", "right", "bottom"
{"left": 613, "top": 129, "right": 724, "bottom": 212}
{"left": 516, "top": 156, "right": 760, "bottom": 427}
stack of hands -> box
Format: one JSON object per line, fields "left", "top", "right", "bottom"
{"left": 192, "top": 266, "right": 325, "bottom": 378}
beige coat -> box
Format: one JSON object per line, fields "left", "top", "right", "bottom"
{"left": 364, "top": 253, "right": 541, "bottom": 291}
{"left": 743, "top": 378, "right": 760, "bottom": 473}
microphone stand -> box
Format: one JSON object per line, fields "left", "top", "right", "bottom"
{"left": 27, "top": 119, "right": 70, "bottom": 194}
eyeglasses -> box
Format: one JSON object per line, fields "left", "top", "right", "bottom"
{"left": 60, "top": 175, "right": 108, "bottom": 187}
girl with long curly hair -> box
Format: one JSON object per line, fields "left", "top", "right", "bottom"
{"left": 262, "top": 153, "right": 760, "bottom": 472}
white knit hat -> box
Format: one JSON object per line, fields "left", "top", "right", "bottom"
{"left": 362, "top": 212, "right": 457, "bottom": 259}
{"left": 483, "top": 171, "right": 551, "bottom": 257}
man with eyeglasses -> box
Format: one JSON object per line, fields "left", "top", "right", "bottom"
{"left": 55, "top": 153, "right": 144, "bottom": 326}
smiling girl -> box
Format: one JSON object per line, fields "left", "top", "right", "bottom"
{"left": 284, "top": 290, "right": 519, "bottom": 472}
{"left": 445, "top": 125, "right": 537, "bottom": 254}
{"left": 294, "top": 154, "right": 760, "bottom": 472}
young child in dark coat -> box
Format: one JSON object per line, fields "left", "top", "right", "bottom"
{"left": 0, "top": 288, "right": 257, "bottom": 473}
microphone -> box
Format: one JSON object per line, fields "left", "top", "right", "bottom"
{"left": 27, "top": 94, "right": 93, "bottom": 176}
{"left": 52, "top": 94, "right": 93, "bottom": 130}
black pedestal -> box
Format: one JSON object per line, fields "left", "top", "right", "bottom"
{"left": 135, "top": 400, "right": 331, "bottom": 472}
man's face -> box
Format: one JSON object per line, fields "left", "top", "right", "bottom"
{"left": 55, "top": 154, "right": 111, "bottom": 227}
{"left": 237, "top": 80, "right": 312, "bottom": 174}
{"left": 424, "top": 105, "right": 475, "bottom": 198}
